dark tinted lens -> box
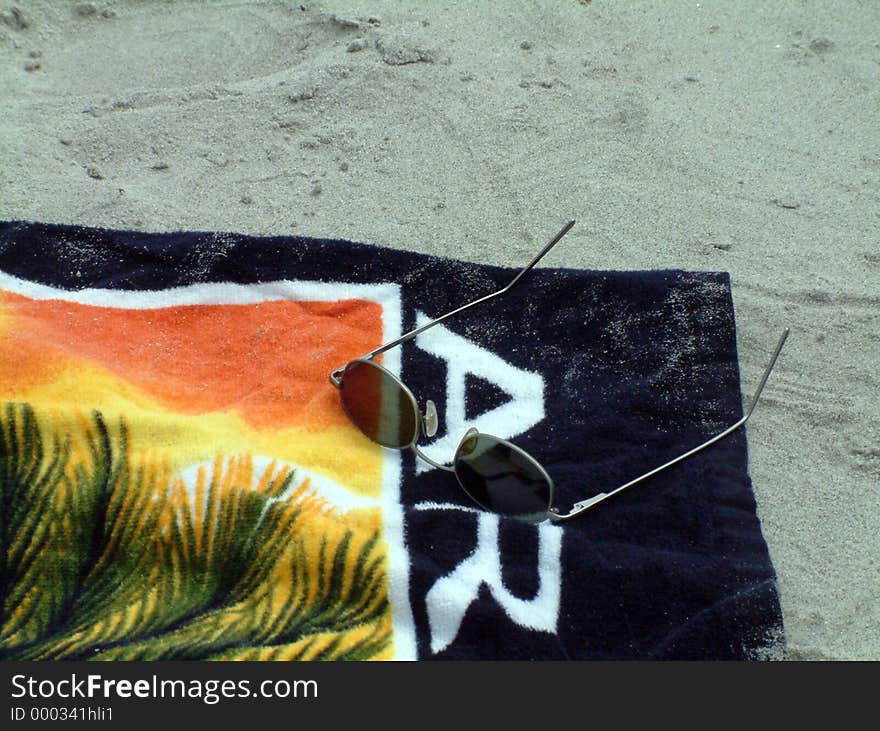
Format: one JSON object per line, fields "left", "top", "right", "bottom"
{"left": 454, "top": 434, "right": 551, "bottom": 522}
{"left": 340, "top": 360, "right": 418, "bottom": 448}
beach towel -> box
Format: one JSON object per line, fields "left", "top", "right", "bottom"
{"left": 0, "top": 220, "right": 783, "bottom": 660}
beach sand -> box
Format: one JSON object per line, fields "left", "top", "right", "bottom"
{"left": 0, "top": 0, "right": 876, "bottom": 659}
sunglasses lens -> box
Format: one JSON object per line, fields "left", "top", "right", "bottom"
{"left": 454, "top": 433, "right": 551, "bottom": 522}
{"left": 340, "top": 360, "right": 418, "bottom": 448}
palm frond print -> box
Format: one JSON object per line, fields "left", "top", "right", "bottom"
{"left": 0, "top": 403, "right": 390, "bottom": 660}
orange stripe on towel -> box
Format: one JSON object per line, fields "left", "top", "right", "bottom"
{"left": 0, "top": 291, "right": 382, "bottom": 430}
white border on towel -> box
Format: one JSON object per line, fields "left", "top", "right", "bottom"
{"left": 0, "top": 271, "right": 418, "bottom": 661}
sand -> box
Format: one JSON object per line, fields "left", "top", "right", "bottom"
{"left": 0, "top": 0, "right": 877, "bottom": 660}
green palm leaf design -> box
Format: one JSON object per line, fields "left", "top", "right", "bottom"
{"left": 0, "top": 403, "right": 391, "bottom": 661}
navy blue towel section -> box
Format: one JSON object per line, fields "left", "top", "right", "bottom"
{"left": 0, "top": 221, "right": 784, "bottom": 660}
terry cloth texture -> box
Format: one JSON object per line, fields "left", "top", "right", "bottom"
{"left": 0, "top": 221, "right": 784, "bottom": 660}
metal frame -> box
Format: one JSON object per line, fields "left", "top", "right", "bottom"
{"left": 337, "top": 358, "right": 422, "bottom": 449}
{"left": 451, "top": 427, "right": 555, "bottom": 524}
{"left": 328, "top": 218, "right": 790, "bottom": 524}
{"left": 412, "top": 444, "right": 455, "bottom": 473}
{"left": 329, "top": 220, "right": 576, "bottom": 387}
{"left": 547, "top": 328, "right": 790, "bottom": 522}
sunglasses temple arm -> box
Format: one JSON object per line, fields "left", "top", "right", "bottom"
{"left": 329, "top": 220, "right": 576, "bottom": 386}
{"left": 550, "top": 328, "right": 789, "bottom": 523}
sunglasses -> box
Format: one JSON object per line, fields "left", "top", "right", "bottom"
{"left": 330, "top": 221, "right": 789, "bottom": 523}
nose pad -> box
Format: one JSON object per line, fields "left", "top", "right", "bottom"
{"left": 422, "top": 399, "right": 438, "bottom": 438}
{"left": 456, "top": 428, "right": 480, "bottom": 458}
